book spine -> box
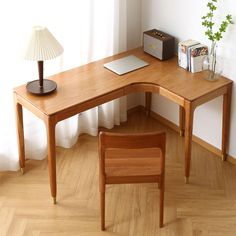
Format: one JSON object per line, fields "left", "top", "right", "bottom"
{"left": 190, "top": 46, "right": 208, "bottom": 73}
{"left": 178, "top": 44, "right": 188, "bottom": 70}
{"left": 187, "top": 47, "right": 192, "bottom": 71}
{"left": 178, "top": 41, "right": 200, "bottom": 70}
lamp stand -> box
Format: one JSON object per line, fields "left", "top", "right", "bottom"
{"left": 26, "top": 61, "right": 57, "bottom": 95}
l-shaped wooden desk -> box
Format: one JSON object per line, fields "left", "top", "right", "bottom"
{"left": 14, "top": 48, "right": 232, "bottom": 204}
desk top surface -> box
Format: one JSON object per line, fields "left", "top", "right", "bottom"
{"left": 14, "top": 47, "right": 232, "bottom": 116}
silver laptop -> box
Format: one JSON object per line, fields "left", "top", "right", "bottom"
{"left": 104, "top": 55, "right": 149, "bottom": 75}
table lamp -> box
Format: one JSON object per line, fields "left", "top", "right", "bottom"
{"left": 24, "top": 26, "right": 63, "bottom": 95}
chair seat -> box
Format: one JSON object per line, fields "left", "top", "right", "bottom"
{"left": 99, "top": 131, "right": 166, "bottom": 229}
{"left": 105, "top": 148, "right": 162, "bottom": 177}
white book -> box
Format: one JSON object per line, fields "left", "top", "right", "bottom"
{"left": 189, "top": 44, "right": 208, "bottom": 73}
{"left": 178, "top": 39, "right": 200, "bottom": 70}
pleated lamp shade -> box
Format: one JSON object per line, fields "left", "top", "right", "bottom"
{"left": 25, "top": 26, "right": 63, "bottom": 95}
{"left": 25, "top": 26, "right": 63, "bottom": 61}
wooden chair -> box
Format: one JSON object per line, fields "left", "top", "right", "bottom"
{"left": 98, "top": 131, "right": 166, "bottom": 230}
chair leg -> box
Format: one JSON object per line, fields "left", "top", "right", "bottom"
{"left": 100, "top": 185, "right": 105, "bottom": 231}
{"left": 159, "top": 186, "right": 164, "bottom": 228}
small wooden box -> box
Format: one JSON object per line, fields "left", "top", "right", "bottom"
{"left": 143, "top": 29, "right": 175, "bottom": 60}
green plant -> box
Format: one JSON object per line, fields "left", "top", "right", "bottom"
{"left": 202, "top": 0, "right": 233, "bottom": 42}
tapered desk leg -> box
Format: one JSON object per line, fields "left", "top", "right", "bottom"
{"left": 184, "top": 101, "right": 194, "bottom": 184}
{"left": 46, "top": 117, "right": 57, "bottom": 204}
{"left": 145, "top": 92, "right": 152, "bottom": 117}
{"left": 14, "top": 98, "right": 25, "bottom": 174}
{"left": 221, "top": 84, "right": 232, "bottom": 161}
{"left": 179, "top": 106, "right": 185, "bottom": 137}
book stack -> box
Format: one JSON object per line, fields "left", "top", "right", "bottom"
{"left": 178, "top": 40, "right": 208, "bottom": 73}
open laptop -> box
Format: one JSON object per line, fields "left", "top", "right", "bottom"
{"left": 103, "top": 55, "right": 149, "bottom": 75}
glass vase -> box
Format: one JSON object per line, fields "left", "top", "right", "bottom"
{"left": 202, "top": 41, "right": 222, "bottom": 81}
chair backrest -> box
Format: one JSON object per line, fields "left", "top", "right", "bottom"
{"left": 98, "top": 131, "right": 166, "bottom": 177}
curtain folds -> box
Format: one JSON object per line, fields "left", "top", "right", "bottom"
{"left": 56, "top": 97, "right": 127, "bottom": 149}
{"left": 0, "top": 0, "right": 127, "bottom": 171}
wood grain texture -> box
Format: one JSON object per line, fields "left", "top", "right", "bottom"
{"left": 98, "top": 131, "right": 165, "bottom": 229}
{"left": 184, "top": 100, "right": 194, "bottom": 182}
{"left": 14, "top": 48, "right": 232, "bottom": 117}
{"left": 14, "top": 94, "right": 25, "bottom": 171}
{"left": 2, "top": 110, "right": 236, "bottom": 235}
{"left": 45, "top": 116, "right": 57, "bottom": 204}
{"left": 179, "top": 106, "right": 185, "bottom": 137}
{"left": 145, "top": 92, "right": 152, "bottom": 116}
{"left": 221, "top": 83, "right": 232, "bottom": 161}
{"left": 13, "top": 47, "right": 233, "bottom": 203}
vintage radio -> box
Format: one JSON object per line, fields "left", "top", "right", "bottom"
{"left": 143, "top": 29, "right": 175, "bottom": 60}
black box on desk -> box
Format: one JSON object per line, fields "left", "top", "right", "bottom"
{"left": 143, "top": 29, "right": 175, "bottom": 60}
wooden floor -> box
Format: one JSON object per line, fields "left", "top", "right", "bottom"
{"left": 1, "top": 110, "right": 236, "bottom": 236}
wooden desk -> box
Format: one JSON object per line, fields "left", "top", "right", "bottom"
{"left": 14, "top": 48, "right": 232, "bottom": 203}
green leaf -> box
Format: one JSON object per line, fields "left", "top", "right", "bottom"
{"left": 202, "top": 20, "right": 209, "bottom": 27}
{"left": 207, "top": 12, "right": 213, "bottom": 18}
{"left": 207, "top": 2, "right": 217, "bottom": 11}
{"left": 205, "top": 29, "right": 212, "bottom": 35}
{"left": 207, "top": 2, "right": 213, "bottom": 8}
{"left": 226, "top": 15, "right": 233, "bottom": 24}
{"left": 209, "top": 35, "right": 214, "bottom": 41}
{"left": 226, "top": 14, "right": 232, "bottom": 21}
{"left": 205, "top": 30, "right": 214, "bottom": 41}
{"left": 208, "top": 22, "right": 214, "bottom": 28}
{"left": 202, "top": 0, "right": 233, "bottom": 42}
{"left": 211, "top": 5, "right": 217, "bottom": 11}
{"left": 214, "top": 32, "right": 222, "bottom": 41}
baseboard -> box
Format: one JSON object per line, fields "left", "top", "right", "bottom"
{"left": 227, "top": 155, "right": 236, "bottom": 165}
{"left": 128, "top": 105, "right": 236, "bottom": 165}
{"left": 150, "top": 109, "right": 179, "bottom": 133}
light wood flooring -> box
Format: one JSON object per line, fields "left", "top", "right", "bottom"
{"left": 1, "top": 110, "right": 236, "bottom": 236}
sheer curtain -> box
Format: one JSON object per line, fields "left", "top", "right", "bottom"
{"left": 0, "top": 0, "right": 127, "bottom": 171}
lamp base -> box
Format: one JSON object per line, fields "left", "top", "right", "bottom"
{"left": 26, "top": 79, "right": 57, "bottom": 95}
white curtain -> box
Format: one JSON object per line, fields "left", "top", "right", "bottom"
{"left": 0, "top": 0, "right": 127, "bottom": 171}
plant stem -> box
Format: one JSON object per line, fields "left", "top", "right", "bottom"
{"left": 211, "top": 41, "right": 216, "bottom": 73}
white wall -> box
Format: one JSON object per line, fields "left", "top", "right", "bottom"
{"left": 127, "top": 0, "right": 143, "bottom": 109}
{"left": 127, "top": 0, "right": 142, "bottom": 50}
{"left": 141, "top": 0, "right": 236, "bottom": 158}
